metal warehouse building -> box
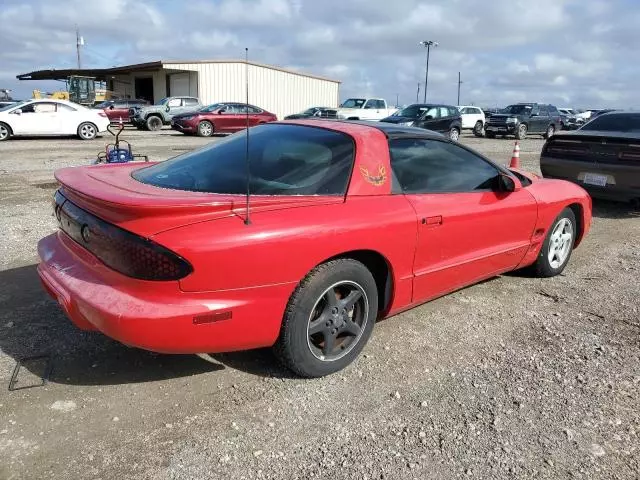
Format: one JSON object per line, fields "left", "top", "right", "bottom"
{"left": 17, "top": 60, "right": 341, "bottom": 119}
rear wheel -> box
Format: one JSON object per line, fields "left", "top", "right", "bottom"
{"left": 197, "top": 120, "right": 213, "bottom": 137}
{"left": 146, "top": 115, "right": 163, "bottom": 131}
{"left": 274, "top": 259, "right": 378, "bottom": 378}
{"left": 77, "top": 122, "right": 97, "bottom": 140}
{"left": 532, "top": 208, "right": 576, "bottom": 277}
{"left": 449, "top": 127, "right": 460, "bottom": 141}
{"left": 544, "top": 124, "right": 555, "bottom": 139}
{"left": 473, "top": 121, "right": 484, "bottom": 137}
{"left": 0, "top": 122, "right": 11, "bottom": 141}
{"left": 515, "top": 123, "right": 528, "bottom": 140}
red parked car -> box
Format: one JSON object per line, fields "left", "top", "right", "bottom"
{"left": 37, "top": 121, "right": 591, "bottom": 377}
{"left": 95, "top": 99, "right": 149, "bottom": 123}
{"left": 171, "top": 102, "right": 277, "bottom": 136}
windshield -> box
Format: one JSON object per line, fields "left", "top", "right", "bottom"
{"left": 502, "top": 104, "right": 533, "bottom": 115}
{"left": 341, "top": 99, "right": 365, "bottom": 108}
{"left": 0, "top": 100, "right": 30, "bottom": 112}
{"left": 393, "top": 105, "right": 431, "bottom": 118}
{"left": 133, "top": 124, "right": 355, "bottom": 195}
{"left": 580, "top": 113, "right": 640, "bottom": 133}
{"left": 199, "top": 103, "right": 225, "bottom": 113}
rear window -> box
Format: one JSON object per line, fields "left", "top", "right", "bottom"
{"left": 133, "top": 124, "right": 355, "bottom": 195}
{"left": 581, "top": 113, "right": 640, "bottom": 133}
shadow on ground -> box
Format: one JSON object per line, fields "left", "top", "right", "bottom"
{"left": 591, "top": 198, "right": 640, "bottom": 219}
{"left": 0, "top": 264, "right": 292, "bottom": 389}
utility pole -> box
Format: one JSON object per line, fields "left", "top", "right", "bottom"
{"left": 419, "top": 40, "right": 438, "bottom": 103}
{"left": 457, "top": 72, "right": 463, "bottom": 105}
{"left": 416, "top": 83, "right": 420, "bottom": 103}
{"left": 396, "top": 93, "right": 399, "bottom": 107}
{"left": 76, "top": 26, "right": 84, "bottom": 69}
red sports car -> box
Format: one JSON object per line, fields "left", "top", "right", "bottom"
{"left": 171, "top": 102, "right": 277, "bottom": 136}
{"left": 38, "top": 121, "right": 592, "bottom": 377}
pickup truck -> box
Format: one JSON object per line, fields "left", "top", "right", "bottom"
{"left": 335, "top": 98, "right": 397, "bottom": 121}
{"left": 130, "top": 96, "right": 202, "bottom": 131}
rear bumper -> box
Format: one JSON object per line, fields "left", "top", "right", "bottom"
{"left": 540, "top": 156, "right": 640, "bottom": 202}
{"left": 37, "top": 232, "right": 294, "bottom": 354}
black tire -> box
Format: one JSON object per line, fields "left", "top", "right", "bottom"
{"left": 485, "top": 131, "right": 496, "bottom": 139}
{"left": 274, "top": 259, "right": 378, "bottom": 378}
{"left": 473, "top": 121, "right": 484, "bottom": 137}
{"left": 77, "top": 122, "right": 98, "bottom": 140}
{"left": 515, "top": 123, "right": 527, "bottom": 140}
{"left": 146, "top": 115, "right": 163, "bottom": 131}
{"left": 0, "top": 122, "right": 11, "bottom": 141}
{"left": 448, "top": 127, "right": 460, "bottom": 141}
{"left": 532, "top": 208, "right": 577, "bottom": 278}
{"left": 197, "top": 120, "right": 214, "bottom": 137}
{"left": 544, "top": 124, "right": 555, "bottom": 139}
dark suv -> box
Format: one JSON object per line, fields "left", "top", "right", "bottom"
{"left": 485, "top": 103, "right": 562, "bottom": 139}
{"left": 380, "top": 104, "right": 463, "bottom": 141}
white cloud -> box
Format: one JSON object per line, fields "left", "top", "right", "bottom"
{"left": 0, "top": 0, "right": 637, "bottom": 108}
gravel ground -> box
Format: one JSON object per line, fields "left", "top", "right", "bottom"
{"left": 0, "top": 128, "right": 638, "bottom": 480}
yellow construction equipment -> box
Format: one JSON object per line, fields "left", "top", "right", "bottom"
{"left": 31, "top": 76, "right": 114, "bottom": 106}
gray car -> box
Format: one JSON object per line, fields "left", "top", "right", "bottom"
{"left": 130, "top": 96, "right": 202, "bottom": 131}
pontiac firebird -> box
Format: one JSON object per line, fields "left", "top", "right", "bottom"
{"left": 37, "top": 120, "right": 592, "bottom": 377}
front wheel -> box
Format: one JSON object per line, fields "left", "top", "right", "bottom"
{"left": 197, "top": 120, "right": 213, "bottom": 137}
{"left": 274, "top": 259, "right": 378, "bottom": 378}
{"left": 77, "top": 122, "right": 98, "bottom": 140}
{"left": 515, "top": 123, "right": 528, "bottom": 140}
{"left": 449, "top": 127, "right": 460, "bottom": 141}
{"left": 146, "top": 116, "right": 163, "bottom": 131}
{"left": 532, "top": 208, "right": 577, "bottom": 277}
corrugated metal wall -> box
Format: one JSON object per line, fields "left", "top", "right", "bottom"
{"left": 166, "top": 62, "right": 340, "bottom": 120}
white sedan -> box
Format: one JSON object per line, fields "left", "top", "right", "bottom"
{"left": 0, "top": 99, "right": 110, "bottom": 141}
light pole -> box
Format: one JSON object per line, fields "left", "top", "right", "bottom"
{"left": 419, "top": 40, "right": 438, "bottom": 103}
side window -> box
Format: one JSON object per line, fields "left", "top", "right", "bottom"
{"left": 460, "top": 107, "right": 470, "bottom": 114}
{"left": 548, "top": 106, "right": 559, "bottom": 114}
{"left": 422, "top": 107, "right": 439, "bottom": 119}
{"left": 247, "top": 105, "right": 262, "bottom": 114}
{"left": 31, "top": 102, "right": 57, "bottom": 113}
{"left": 389, "top": 138, "right": 500, "bottom": 194}
{"left": 473, "top": 108, "right": 483, "bottom": 115}
{"left": 539, "top": 107, "right": 549, "bottom": 116}
{"left": 56, "top": 103, "right": 77, "bottom": 112}
{"left": 364, "top": 99, "right": 376, "bottom": 109}
{"left": 375, "top": 100, "right": 386, "bottom": 109}
{"left": 530, "top": 105, "right": 540, "bottom": 115}
{"left": 439, "top": 107, "right": 449, "bottom": 118}
{"left": 184, "top": 98, "right": 199, "bottom": 106}
{"left": 167, "top": 98, "right": 181, "bottom": 107}
{"left": 448, "top": 107, "right": 459, "bottom": 117}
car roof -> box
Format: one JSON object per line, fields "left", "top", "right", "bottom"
{"left": 279, "top": 119, "right": 445, "bottom": 140}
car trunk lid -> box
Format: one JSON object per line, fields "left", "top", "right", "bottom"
{"left": 542, "top": 132, "right": 640, "bottom": 166}
{"left": 54, "top": 163, "right": 344, "bottom": 237}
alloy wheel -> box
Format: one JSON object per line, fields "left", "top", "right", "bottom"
{"left": 80, "top": 123, "right": 96, "bottom": 139}
{"left": 547, "top": 218, "right": 573, "bottom": 269}
{"left": 306, "top": 281, "right": 369, "bottom": 362}
{"left": 0, "top": 125, "right": 9, "bottom": 141}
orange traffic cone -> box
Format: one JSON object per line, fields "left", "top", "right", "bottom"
{"left": 509, "top": 141, "right": 520, "bottom": 169}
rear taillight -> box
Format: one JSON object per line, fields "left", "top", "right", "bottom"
{"left": 56, "top": 194, "right": 192, "bottom": 281}
{"left": 619, "top": 151, "right": 640, "bottom": 161}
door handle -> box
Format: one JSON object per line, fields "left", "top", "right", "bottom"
{"left": 422, "top": 215, "right": 443, "bottom": 226}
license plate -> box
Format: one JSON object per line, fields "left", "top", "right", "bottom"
{"left": 583, "top": 173, "right": 608, "bottom": 186}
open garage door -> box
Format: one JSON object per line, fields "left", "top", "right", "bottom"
{"left": 169, "top": 73, "right": 190, "bottom": 96}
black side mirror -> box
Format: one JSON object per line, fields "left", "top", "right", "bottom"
{"left": 165, "top": 105, "right": 170, "bottom": 112}
{"left": 217, "top": 109, "right": 226, "bottom": 114}
{"left": 497, "top": 173, "right": 521, "bottom": 193}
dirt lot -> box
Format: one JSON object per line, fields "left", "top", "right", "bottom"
{"left": 0, "top": 129, "right": 638, "bottom": 480}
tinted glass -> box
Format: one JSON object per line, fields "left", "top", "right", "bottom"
{"left": 503, "top": 104, "right": 533, "bottom": 115}
{"left": 448, "top": 107, "right": 460, "bottom": 117}
{"left": 57, "top": 103, "right": 77, "bottom": 112}
{"left": 184, "top": 98, "right": 199, "bottom": 106}
{"left": 539, "top": 107, "right": 549, "bottom": 116}
{"left": 247, "top": 105, "right": 262, "bottom": 113}
{"left": 389, "top": 138, "right": 499, "bottom": 193}
{"left": 199, "top": 103, "right": 225, "bottom": 113}
{"left": 341, "top": 99, "right": 366, "bottom": 108}
{"left": 394, "top": 105, "right": 431, "bottom": 118}
{"left": 581, "top": 113, "right": 640, "bottom": 132}
{"left": 134, "top": 124, "right": 355, "bottom": 195}
{"left": 439, "top": 107, "right": 449, "bottom": 117}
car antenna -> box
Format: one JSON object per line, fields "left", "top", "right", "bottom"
{"left": 243, "top": 47, "right": 251, "bottom": 226}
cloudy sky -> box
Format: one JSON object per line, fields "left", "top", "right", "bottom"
{"left": 1, "top": 0, "right": 637, "bottom": 108}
